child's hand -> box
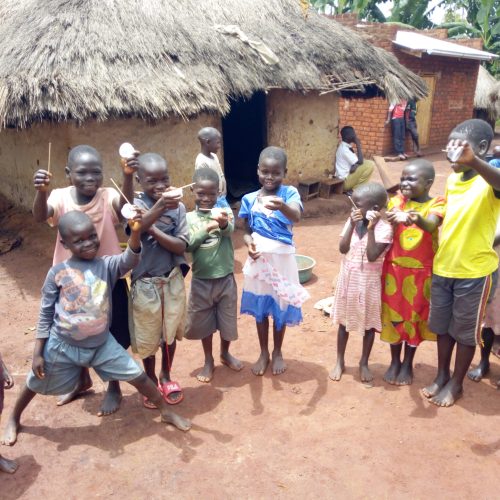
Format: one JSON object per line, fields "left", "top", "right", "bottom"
{"left": 33, "top": 169, "right": 52, "bottom": 191}
{"left": 32, "top": 355, "right": 45, "bottom": 379}
{"left": 160, "top": 187, "right": 182, "bottom": 209}
{"left": 2, "top": 365, "right": 14, "bottom": 389}
{"left": 120, "top": 151, "right": 140, "bottom": 175}
{"left": 127, "top": 208, "right": 142, "bottom": 232}
{"left": 350, "top": 208, "right": 363, "bottom": 224}
{"left": 407, "top": 210, "right": 421, "bottom": 225}
{"left": 367, "top": 210, "right": 381, "bottom": 229}
{"left": 206, "top": 220, "right": 219, "bottom": 232}
{"left": 212, "top": 210, "right": 229, "bottom": 229}
{"left": 445, "top": 139, "right": 475, "bottom": 165}
{"left": 262, "top": 196, "right": 284, "bottom": 211}
{"left": 244, "top": 234, "right": 260, "bottom": 260}
{"left": 387, "top": 210, "right": 411, "bottom": 225}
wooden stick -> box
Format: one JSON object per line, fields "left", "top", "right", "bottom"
{"left": 47, "top": 142, "right": 52, "bottom": 174}
{"left": 178, "top": 182, "right": 195, "bottom": 190}
{"left": 347, "top": 195, "right": 358, "bottom": 209}
{"left": 110, "top": 178, "right": 132, "bottom": 204}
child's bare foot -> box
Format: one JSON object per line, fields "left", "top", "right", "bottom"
{"left": 271, "top": 351, "right": 287, "bottom": 375}
{"left": 220, "top": 352, "right": 243, "bottom": 372}
{"left": 429, "top": 380, "right": 463, "bottom": 407}
{"left": 329, "top": 361, "right": 344, "bottom": 381}
{"left": 421, "top": 374, "right": 450, "bottom": 399}
{"left": 197, "top": 359, "right": 215, "bottom": 383}
{"left": 359, "top": 364, "right": 373, "bottom": 383}
{"left": 383, "top": 361, "right": 401, "bottom": 385}
{"left": 395, "top": 364, "right": 413, "bottom": 386}
{"left": 467, "top": 361, "right": 489, "bottom": 382}
{"left": 0, "top": 455, "right": 18, "bottom": 474}
{"left": 160, "top": 410, "right": 191, "bottom": 431}
{"left": 252, "top": 352, "right": 270, "bottom": 376}
{"left": 1, "top": 417, "right": 20, "bottom": 446}
{"left": 56, "top": 373, "right": 93, "bottom": 406}
{"left": 97, "top": 382, "right": 122, "bottom": 417}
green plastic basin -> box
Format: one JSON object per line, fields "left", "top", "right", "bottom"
{"left": 295, "top": 254, "right": 316, "bottom": 284}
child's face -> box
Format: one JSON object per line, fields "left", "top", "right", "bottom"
{"left": 400, "top": 164, "right": 431, "bottom": 199}
{"left": 61, "top": 220, "right": 100, "bottom": 260}
{"left": 257, "top": 158, "right": 285, "bottom": 192}
{"left": 137, "top": 164, "right": 170, "bottom": 201}
{"left": 352, "top": 192, "right": 381, "bottom": 218}
{"left": 206, "top": 135, "right": 221, "bottom": 154}
{"left": 66, "top": 153, "right": 103, "bottom": 197}
{"left": 193, "top": 179, "right": 218, "bottom": 210}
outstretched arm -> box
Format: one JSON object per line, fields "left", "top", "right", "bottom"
{"left": 32, "top": 169, "right": 54, "bottom": 222}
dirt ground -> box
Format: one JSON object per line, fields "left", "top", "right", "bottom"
{"left": 1, "top": 150, "right": 500, "bottom": 499}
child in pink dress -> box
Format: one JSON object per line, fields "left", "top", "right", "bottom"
{"left": 330, "top": 183, "right": 393, "bottom": 383}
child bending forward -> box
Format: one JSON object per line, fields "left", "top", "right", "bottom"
{"left": 1, "top": 211, "right": 190, "bottom": 448}
{"left": 330, "top": 183, "right": 393, "bottom": 383}
{"left": 239, "top": 146, "right": 309, "bottom": 376}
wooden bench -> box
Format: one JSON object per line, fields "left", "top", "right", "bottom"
{"left": 298, "top": 178, "right": 320, "bottom": 201}
{"left": 319, "top": 178, "right": 344, "bottom": 198}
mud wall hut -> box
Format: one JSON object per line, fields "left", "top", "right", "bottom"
{"left": 0, "top": 0, "right": 426, "bottom": 209}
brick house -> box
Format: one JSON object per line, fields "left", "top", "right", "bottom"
{"left": 332, "top": 14, "right": 497, "bottom": 157}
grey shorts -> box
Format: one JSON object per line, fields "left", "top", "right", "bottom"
{"left": 26, "top": 334, "right": 143, "bottom": 396}
{"left": 428, "top": 272, "right": 497, "bottom": 346}
{"left": 185, "top": 274, "right": 238, "bottom": 341}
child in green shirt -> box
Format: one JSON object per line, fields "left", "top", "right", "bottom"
{"left": 185, "top": 168, "right": 242, "bottom": 382}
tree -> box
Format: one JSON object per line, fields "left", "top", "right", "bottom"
{"left": 311, "top": 0, "right": 387, "bottom": 21}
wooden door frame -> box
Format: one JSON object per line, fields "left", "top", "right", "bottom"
{"left": 416, "top": 74, "right": 436, "bottom": 147}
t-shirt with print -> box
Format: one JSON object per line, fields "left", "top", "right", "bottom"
{"left": 389, "top": 101, "right": 407, "bottom": 120}
{"left": 238, "top": 185, "right": 302, "bottom": 246}
{"left": 131, "top": 193, "right": 189, "bottom": 282}
{"left": 47, "top": 187, "right": 121, "bottom": 265}
{"left": 335, "top": 141, "right": 358, "bottom": 180}
{"left": 195, "top": 153, "right": 227, "bottom": 197}
{"left": 186, "top": 208, "right": 234, "bottom": 279}
{"left": 36, "top": 246, "right": 141, "bottom": 349}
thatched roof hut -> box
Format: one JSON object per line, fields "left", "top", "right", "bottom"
{"left": 0, "top": 0, "right": 427, "bottom": 129}
{"left": 474, "top": 66, "right": 500, "bottom": 125}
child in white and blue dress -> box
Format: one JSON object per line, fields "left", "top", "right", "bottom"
{"left": 239, "top": 146, "right": 309, "bottom": 377}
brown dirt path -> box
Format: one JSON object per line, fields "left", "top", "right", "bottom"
{"left": 1, "top": 151, "right": 499, "bottom": 499}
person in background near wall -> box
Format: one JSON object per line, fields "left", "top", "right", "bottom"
{"left": 334, "top": 126, "right": 374, "bottom": 195}
{"left": 385, "top": 100, "right": 408, "bottom": 160}
{"left": 406, "top": 100, "right": 422, "bottom": 157}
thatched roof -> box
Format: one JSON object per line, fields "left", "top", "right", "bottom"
{"left": 474, "top": 66, "right": 500, "bottom": 119}
{"left": 0, "top": 0, "right": 427, "bottom": 128}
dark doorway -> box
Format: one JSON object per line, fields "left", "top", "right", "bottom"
{"left": 222, "top": 92, "right": 267, "bottom": 202}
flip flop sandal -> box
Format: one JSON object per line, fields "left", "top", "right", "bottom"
{"left": 143, "top": 396, "right": 157, "bottom": 409}
{"left": 158, "top": 380, "right": 184, "bottom": 405}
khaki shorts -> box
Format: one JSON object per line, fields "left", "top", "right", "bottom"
{"left": 129, "top": 267, "right": 186, "bottom": 359}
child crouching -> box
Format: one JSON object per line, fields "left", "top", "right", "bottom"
{"left": 1, "top": 211, "right": 190, "bottom": 447}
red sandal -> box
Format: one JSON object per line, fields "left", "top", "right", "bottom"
{"left": 158, "top": 380, "right": 184, "bottom": 405}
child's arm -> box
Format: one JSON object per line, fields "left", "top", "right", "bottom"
{"left": 339, "top": 209, "right": 362, "bottom": 254}
{"left": 148, "top": 227, "right": 187, "bottom": 255}
{"left": 407, "top": 212, "right": 442, "bottom": 233}
{"left": 32, "top": 338, "right": 48, "bottom": 380}
{"left": 186, "top": 220, "right": 219, "bottom": 252}
{"left": 138, "top": 191, "right": 183, "bottom": 233}
{"left": 213, "top": 210, "right": 234, "bottom": 236}
{"left": 32, "top": 169, "right": 54, "bottom": 222}
{"left": 242, "top": 219, "right": 261, "bottom": 260}
{"left": 113, "top": 154, "right": 139, "bottom": 214}
{"left": 366, "top": 214, "right": 390, "bottom": 262}
{"left": 1, "top": 357, "right": 14, "bottom": 389}
{"left": 264, "top": 198, "right": 301, "bottom": 223}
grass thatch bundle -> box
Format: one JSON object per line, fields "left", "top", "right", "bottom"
{"left": 0, "top": 0, "right": 427, "bottom": 128}
{"left": 474, "top": 66, "right": 500, "bottom": 121}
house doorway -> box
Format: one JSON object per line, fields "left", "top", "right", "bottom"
{"left": 416, "top": 74, "right": 436, "bottom": 148}
{"left": 222, "top": 92, "right": 267, "bottom": 202}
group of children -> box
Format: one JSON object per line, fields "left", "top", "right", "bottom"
{"left": 1, "top": 118, "right": 499, "bottom": 474}
{"left": 331, "top": 118, "right": 500, "bottom": 410}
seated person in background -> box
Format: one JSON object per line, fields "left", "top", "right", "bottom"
{"left": 334, "top": 126, "right": 374, "bottom": 194}
{"left": 489, "top": 145, "right": 500, "bottom": 168}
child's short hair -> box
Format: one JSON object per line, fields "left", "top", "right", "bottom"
{"left": 354, "top": 182, "right": 388, "bottom": 208}
{"left": 452, "top": 119, "right": 494, "bottom": 149}
{"left": 67, "top": 145, "right": 101, "bottom": 168}
{"left": 58, "top": 211, "right": 93, "bottom": 239}
{"left": 137, "top": 153, "right": 167, "bottom": 172}
{"left": 197, "top": 127, "right": 221, "bottom": 142}
{"left": 193, "top": 166, "right": 219, "bottom": 186}
{"left": 408, "top": 159, "right": 435, "bottom": 181}
{"left": 258, "top": 146, "right": 287, "bottom": 169}
{"left": 340, "top": 126, "right": 356, "bottom": 143}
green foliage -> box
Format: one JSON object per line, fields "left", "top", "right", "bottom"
{"left": 311, "top": 0, "right": 387, "bottom": 21}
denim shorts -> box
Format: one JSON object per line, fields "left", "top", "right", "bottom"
{"left": 26, "top": 334, "right": 143, "bottom": 396}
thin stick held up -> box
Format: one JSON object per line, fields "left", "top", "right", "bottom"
{"left": 110, "top": 178, "right": 132, "bottom": 204}
{"left": 47, "top": 142, "right": 52, "bottom": 174}
{"left": 179, "top": 182, "right": 195, "bottom": 190}
{"left": 347, "top": 195, "right": 358, "bottom": 209}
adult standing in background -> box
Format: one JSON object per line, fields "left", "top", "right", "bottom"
{"left": 385, "top": 100, "right": 407, "bottom": 160}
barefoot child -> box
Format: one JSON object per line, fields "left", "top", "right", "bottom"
{"left": 330, "top": 183, "right": 393, "bottom": 383}
{"left": 185, "top": 167, "right": 242, "bottom": 382}
{"left": 32, "top": 145, "right": 136, "bottom": 416}
{"left": 0, "top": 354, "right": 17, "bottom": 473}
{"left": 195, "top": 127, "right": 229, "bottom": 208}
{"left": 128, "top": 153, "right": 188, "bottom": 407}
{"left": 423, "top": 119, "right": 500, "bottom": 407}
{"left": 1, "top": 211, "right": 190, "bottom": 447}
{"left": 381, "top": 160, "right": 445, "bottom": 385}
{"left": 239, "top": 146, "right": 309, "bottom": 376}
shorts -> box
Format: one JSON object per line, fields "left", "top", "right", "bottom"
{"left": 185, "top": 274, "right": 238, "bottom": 341}
{"left": 129, "top": 267, "right": 186, "bottom": 359}
{"left": 26, "top": 334, "right": 143, "bottom": 396}
{"left": 428, "top": 272, "right": 497, "bottom": 346}
{"left": 110, "top": 278, "right": 131, "bottom": 349}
